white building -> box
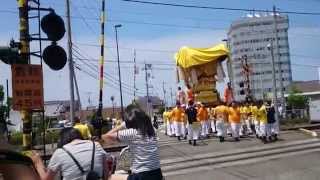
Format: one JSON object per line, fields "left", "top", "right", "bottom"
{"left": 228, "top": 13, "right": 292, "bottom": 101}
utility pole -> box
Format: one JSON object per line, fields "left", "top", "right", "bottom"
{"left": 85, "top": 92, "right": 93, "bottom": 107}
{"left": 268, "top": 39, "right": 279, "bottom": 124}
{"left": 115, "top": 24, "right": 124, "bottom": 121}
{"left": 73, "top": 70, "right": 81, "bottom": 116}
{"left": 145, "top": 63, "right": 150, "bottom": 116}
{"left": 162, "top": 81, "right": 166, "bottom": 108}
{"left": 96, "top": 0, "right": 106, "bottom": 137}
{"left": 65, "top": 0, "right": 75, "bottom": 123}
{"left": 133, "top": 49, "right": 136, "bottom": 102}
{"left": 170, "top": 87, "right": 173, "bottom": 107}
{"left": 273, "top": 5, "right": 285, "bottom": 109}
{"left": 18, "top": 0, "right": 32, "bottom": 150}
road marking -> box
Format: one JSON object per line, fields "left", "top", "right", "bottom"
{"left": 299, "top": 128, "right": 318, "bottom": 137}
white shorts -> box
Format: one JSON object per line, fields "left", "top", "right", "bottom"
{"left": 201, "top": 120, "right": 209, "bottom": 136}
{"left": 231, "top": 123, "right": 240, "bottom": 138}
{"left": 253, "top": 120, "right": 260, "bottom": 135}
{"left": 259, "top": 123, "right": 267, "bottom": 137}
{"left": 216, "top": 118, "right": 226, "bottom": 137}
{"left": 188, "top": 122, "right": 201, "bottom": 140}
{"left": 174, "top": 122, "right": 183, "bottom": 137}
{"left": 211, "top": 120, "right": 217, "bottom": 132}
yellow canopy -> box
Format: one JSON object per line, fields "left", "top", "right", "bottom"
{"left": 174, "top": 43, "right": 229, "bottom": 68}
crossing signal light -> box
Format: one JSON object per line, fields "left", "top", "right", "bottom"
{"left": 0, "top": 47, "right": 20, "bottom": 64}
{"left": 0, "top": 42, "right": 28, "bottom": 65}
{"left": 43, "top": 44, "right": 67, "bottom": 71}
{"left": 41, "top": 11, "right": 67, "bottom": 71}
{"left": 41, "top": 11, "right": 65, "bottom": 42}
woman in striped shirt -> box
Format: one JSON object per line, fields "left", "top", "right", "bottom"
{"left": 102, "top": 104, "right": 163, "bottom": 180}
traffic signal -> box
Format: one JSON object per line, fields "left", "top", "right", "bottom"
{"left": 41, "top": 11, "right": 67, "bottom": 71}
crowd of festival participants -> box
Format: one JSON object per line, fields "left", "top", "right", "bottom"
{"left": 24, "top": 84, "right": 279, "bottom": 180}
{"left": 162, "top": 84, "right": 279, "bottom": 146}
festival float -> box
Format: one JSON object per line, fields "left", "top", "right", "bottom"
{"left": 174, "top": 43, "right": 229, "bottom": 106}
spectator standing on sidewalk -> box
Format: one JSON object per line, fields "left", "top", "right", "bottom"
{"left": 102, "top": 104, "right": 163, "bottom": 180}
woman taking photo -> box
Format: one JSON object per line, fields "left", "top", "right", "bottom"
{"left": 103, "top": 104, "right": 163, "bottom": 180}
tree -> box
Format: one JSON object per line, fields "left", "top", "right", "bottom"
{"left": 0, "top": 85, "right": 12, "bottom": 139}
{"left": 287, "top": 86, "right": 309, "bottom": 109}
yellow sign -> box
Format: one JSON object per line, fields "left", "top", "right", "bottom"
{"left": 11, "top": 64, "right": 44, "bottom": 110}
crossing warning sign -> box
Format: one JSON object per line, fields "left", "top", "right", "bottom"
{"left": 11, "top": 64, "right": 44, "bottom": 110}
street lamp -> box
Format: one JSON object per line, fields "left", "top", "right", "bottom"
{"left": 267, "top": 40, "right": 279, "bottom": 123}
{"left": 114, "top": 24, "right": 124, "bottom": 121}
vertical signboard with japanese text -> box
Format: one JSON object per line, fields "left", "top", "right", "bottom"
{"left": 11, "top": 64, "right": 44, "bottom": 110}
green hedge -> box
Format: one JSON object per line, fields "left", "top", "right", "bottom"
{"left": 9, "top": 130, "right": 60, "bottom": 146}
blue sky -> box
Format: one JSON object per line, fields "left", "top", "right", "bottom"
{"left": 1, "top": 0, "right": 320, "bottom": 108}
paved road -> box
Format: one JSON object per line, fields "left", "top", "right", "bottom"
{"left": 168, "top": 151, "right": 320, "bottom": 180}
{"left": 156, "top": 127, "right": 320, "bottom": 180}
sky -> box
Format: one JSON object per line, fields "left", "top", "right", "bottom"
{"left": 0, "top": 0, "right": 320, "bottom": 109}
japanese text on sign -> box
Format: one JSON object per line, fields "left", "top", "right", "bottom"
{"left": 12, "top": 64, "right": 44, "bottom": 110}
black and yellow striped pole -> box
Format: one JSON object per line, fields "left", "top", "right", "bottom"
{"left": 18, "top": 0, "right": 32, "bottom": 150}
{"left": 97, "top": 0, "right": 106, "bottom": 138}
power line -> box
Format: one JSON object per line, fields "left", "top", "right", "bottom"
{"left": 74, "top": 42, "right": 176, "bottom": 53}
{"left": 75, "top": 42, "right": 320, "bottom": 58}
{"left": 1, "top": 9, "right": 319, "bottom": 38}
{"left": 75, "top": 56, "right": 140, "bottom": 93}
{"left": 75, "top": 60, "right": 146, "bottom": 96}
{"left": 72, "top": 4, "right": 99, "bottom": 35}
{"left": 72, "top": 45, "right": 135, "bottom": 87}
{"left": 74, "top": 41, "right": 320, "bottom": 61}
{"left": 72, "top": 45, "right": 147, "bottom": 94}
{"left": 75, "top": 63, "right": 138, "bottom": 96}
{"left": 121, "top": 0, "right": 320, "bottom": 16}
{"left": 73, "top": 57, "right": 175, "bottom": 65}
